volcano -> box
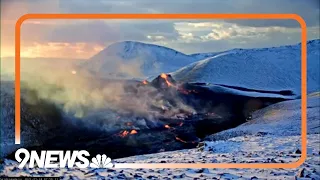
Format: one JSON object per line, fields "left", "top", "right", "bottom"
{"left": 151, "top": 73, "right": 177, "bottom": 89}
{"left": 4, "top": 74, "right": 297, "bottom": 160}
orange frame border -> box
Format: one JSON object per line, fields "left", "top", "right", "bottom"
{"left": 15, "top": 14, "right": 307, "bottom": 169}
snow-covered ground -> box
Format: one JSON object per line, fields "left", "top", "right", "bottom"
{"left": 172, "top": 39, "right": 320, "bottom": 95}
{"left": 1, "top": 95, "right": 319, "bottom": 179}
{"left": 206, "top": 94, "right": 320, "bottom": 140}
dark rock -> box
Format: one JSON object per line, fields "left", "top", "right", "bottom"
{"left": 146, "top": 175, "right": 158, "bottom": 179}
{"left": 11, "top": 167, "right": 18, "bottom": 172}
{"left": 134, "top": 174, "right": 143, "bottom": 178}
{"left": 270, "top": 159, "right": 277, "bottom": 163}
{"left": 194, "top": 168, "right": 209, "bottom": 173}
{"left": 116, "top": 174, "right": 127, "bottom": 179}
{"left": 37, "top": 171, "right": 46, "bottom": 175}
{"left": 297, "top": 168, "right": 306, "bottom": 177}
{"left": 306, "top": 174, "right": 311, "bottom": 178}
{"left": 295, "top": 149, "right": 302, "bottom": 154}
{"left": 173, "top": 173, "right": 186, "bottom": 178}
{"left": 212, "top": 159, "right": 218, "bottom": 163}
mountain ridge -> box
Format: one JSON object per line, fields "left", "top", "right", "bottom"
{"left": 82, "top": 41, "right": 196, "bottom": 78}
{"left": 171, "top": 39, "right": 320, "bottom": 95}
{"left": 82, "top": 39, "right": 320, "bottom": 80}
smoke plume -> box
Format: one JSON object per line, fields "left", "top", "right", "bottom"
{"left": 1, "top": 57, "right": 194, "bottom": 120}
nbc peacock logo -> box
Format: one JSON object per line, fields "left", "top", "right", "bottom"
{"left": 90, "top": 154, "right": 114, "bottom": 168}
{"left": 15, "top": 148, "right": 115, "bottom": 169}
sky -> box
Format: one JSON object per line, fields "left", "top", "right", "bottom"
{"left": 1, "top": 0, "right": 319, "bottom": 59}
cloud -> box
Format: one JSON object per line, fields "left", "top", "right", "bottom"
{"left": 167, "top": 26, "right": 319, "bottom": 54}
{"left": 1, "top": 0, "right": 319, "bottom": 57}
{"left": 136, "top": 0, "right": 319, "bottom": 27}
{"left": 175, "top": 22, "right": 291, "bottom": 41}
{"left": 147, "top": 35, "right": 166, "bottom": 41}
{"left": 1, "top": 0, "right": 60, "bottom": 20}
{"left": 19, "top": 42, "right": 104, "bottom": 59}
{"left": 223, "top": 0, "right": 320, "bottom": 28}
{"left": 39, "top": 20, "right": 179, "bottom": 45}
{"left": 8, "top": 0, "right": 316, "bottom": 28}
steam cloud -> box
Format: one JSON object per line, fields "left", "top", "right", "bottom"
{"left": 1, "top": 57, "right": 194, "bottom": 121}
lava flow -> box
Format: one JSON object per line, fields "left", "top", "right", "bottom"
{"left": 130, "top": 129, "right": 138, "bottom": 134}
{"left": 119, "top": 129, "right": 138, "bottom": 137}
{"left": 142, "top": 80, "right": 148, "bottom": 85}
{"left": 175, "top": 136, "right": 188, "bottom": 143}
{"left": 178, "top": 88, "right": 198, "bottom": 94}
{"left": 160, "top": 73, "right": 175, "bottom": 87}
{"left": 119, "top": 130, "right": 129, "bottom": 137}
{"left": 159, "top": 73, "right": 198, "bottom": 94}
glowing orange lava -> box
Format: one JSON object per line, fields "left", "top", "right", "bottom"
{"left": 160, "top": 73, "right": 175, "bottom": 87}
{"left": 160, "top": 73, "right": 167, "bottom": 79}
{"left": 119, "top": 130, "right": 129, "bottom": 137}
{"left": 130, "top": 130, "right": 138, "bottom": 134}
{"left": 175, "top": 136, "right": 188, "bottom": 143}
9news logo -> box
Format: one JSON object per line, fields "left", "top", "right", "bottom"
{"left": 15, "top": 148, "right": 114, "bottom": 169}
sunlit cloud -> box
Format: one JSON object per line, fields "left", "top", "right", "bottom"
{"left": 174, "top": 22, "right": 312, "bottom": 43}
{"left": 187, "top": 22, "right": 224, "bottom": 28}
{"left": 0, "top": 0, "right": 319, "bottom": 58}
{"left": 20, "top": 42, "right": 104, "bottom": 59}
{"left": 147, "top": 35, "right": 166, "bottom": 41}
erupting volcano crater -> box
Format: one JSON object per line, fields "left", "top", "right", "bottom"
{"left": 6, "top": 73, "right": 297, "bottom": 159}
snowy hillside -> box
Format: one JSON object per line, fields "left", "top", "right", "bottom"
{"left": 172, "top": 39, "right": 320, "bottom": 95}
{"left": 0, "top": 82, "right": 63, "bottom": 158}
{"left": 190, "top": 50, "right": 231, "bottom": 61}
{"left": 82, "top": 41, "right": 197, "bottom": 78}
{"left": 206, "top": 94, "right": 320, "bottom": 141}
{"left": 2, "top": 95, "right": 319, "bottom": 179}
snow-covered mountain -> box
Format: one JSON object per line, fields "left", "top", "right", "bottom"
{"left": 190, "top": 50, "right": 229, "bottom": 61}
{"left": 172, "top": 39, "right": 320, "bottom": 95}
{"left": 82, "top": 41, "right": 197, "bottom": 78}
